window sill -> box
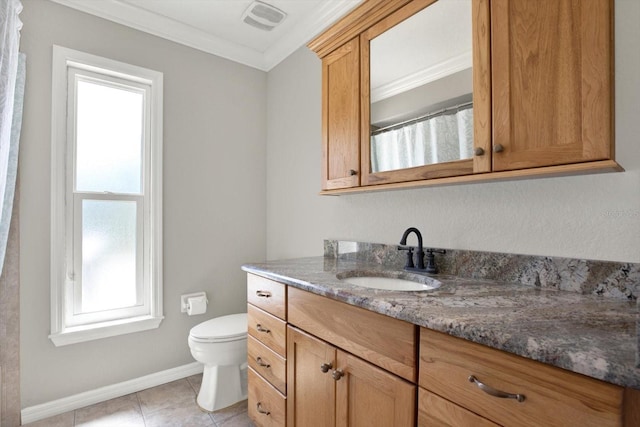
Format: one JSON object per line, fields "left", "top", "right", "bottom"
{"left": 49, "top": 315, "right": 164, "bottom": 346}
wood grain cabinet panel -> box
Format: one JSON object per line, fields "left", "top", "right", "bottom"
{"left": 335, "top": 350, "right": 415, "bottom": 427}
{"left": 247, "top": 274, "right": 287, "bottom": 320}
{"left": 491, "top": 0, "right": 614, "bottom": 171}
{"left": 248, "top": 368, "right": 286, "bottom": 427}
{"left": 287, "top": 326, "right": 415, "bottom": 427}
{"left": 286, "top": 327, "right": 336, "bottom": 427}
{"left": 248, "top": 304, "right": 287, "bottom": 357}
{"left": 418, "top": 388, "right": 499, "bottom": 427}
{"left": 419, "top": 328, "right": 623, "bottom": 427}
{"left": 248, "top": 336, "right": 287, "bottom": 395}
{"left": 287, "top": 287, "right": 416, "bottom": 382}
{"left": 321, "top": 37, "right": 361, "bottom": 190}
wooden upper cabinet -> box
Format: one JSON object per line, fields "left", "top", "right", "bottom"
{"left": 491, "top": 0, "right": 614, "bottom": 171}
{"left": 310, "top": 0, "right": 620, "bottom": 194}
{"left": 322, "top": 37, "right": 360, "bottom": 190}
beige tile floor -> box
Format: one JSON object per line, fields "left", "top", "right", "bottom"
{"left": 22, "top": 374, "right": 254, "bottom": 427}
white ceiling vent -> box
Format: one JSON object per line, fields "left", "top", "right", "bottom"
{"left": 242, "top": 1, "right": 287, "bottom": 31}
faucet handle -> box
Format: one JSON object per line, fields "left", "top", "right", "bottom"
{"left": 397, "top": 245, "right": 415, "bottom": 269}
{"left": 425, "top": 248, "right": 447, "bottom": 274}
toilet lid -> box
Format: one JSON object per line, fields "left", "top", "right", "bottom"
{"left": 189, "top": 313, "right": 247, "bottom": 342}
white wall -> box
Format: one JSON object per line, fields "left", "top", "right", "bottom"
{"left": 266, "top": 0, "right": 640, "bottom": 264}
{"left": 20, "top": 0, "right": 266, "bottom": 407}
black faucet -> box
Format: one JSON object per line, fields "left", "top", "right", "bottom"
{"left": 398, "top": 227, "right": 425, "bottom": 270}
{"left": 398, "top": 227, "right": 446, "bottom": 273}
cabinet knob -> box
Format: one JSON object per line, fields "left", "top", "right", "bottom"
{"left": 474, "top": 147, "right": 485, "bottom": 156}
{"left": 349, "top": 169, "right": 358, "bottom": 176}
{"left": 331, "top": 369, "right": 344, "bottom": 381}
{"left": 320, "top": 362, "right": 333, "bottom": 373}
{"left": 493, "top": 144, "right": 504, "bottom": 153}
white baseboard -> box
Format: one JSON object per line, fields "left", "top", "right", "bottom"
{"left": 21, "top": 362, "right": 203, "bottom": 424}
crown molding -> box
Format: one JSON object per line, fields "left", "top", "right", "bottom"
{"left": 371, "top": 50, "right": 472, "bottom": 103}
{"left": 263, "top": 0, "right": 363, "bottom": 70}
{"left": 49, "top": 0, "right": 363, "bottom": 71}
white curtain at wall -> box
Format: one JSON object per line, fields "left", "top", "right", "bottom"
{"left": 371, "top": 107, "right": 473, "bottom": 173}
{"left": 0, "top": 0, "right": 24, "bottom": 273}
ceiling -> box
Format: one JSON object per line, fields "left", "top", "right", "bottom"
{"left": 49, "top": 0, "right": 364, "bottom": 71}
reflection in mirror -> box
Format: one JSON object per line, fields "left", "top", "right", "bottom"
{"left": 370, "top": 0, "right": 472, "bottom": 173}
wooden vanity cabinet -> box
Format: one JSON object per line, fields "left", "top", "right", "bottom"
{"left": 247, "top": 273, "right": 640, "bottom": 426}
{"left": 287, "top": 326, "right": 415, "bottom": 427}
{"left": 286, "top": 287, "right": 417, "bottom": 427}
{"left": 247, "top": 274, "right": 288, "bottom": 427}
{"left": 309, "top": 0, "right": 620, "bottom": 195}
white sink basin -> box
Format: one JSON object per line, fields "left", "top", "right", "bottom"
{"left": 337, "top": 272, "right": 441, "bottom": 291}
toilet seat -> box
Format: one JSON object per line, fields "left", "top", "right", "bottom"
{"left": 189, "top": 313, "right": 247, "bottom": 343}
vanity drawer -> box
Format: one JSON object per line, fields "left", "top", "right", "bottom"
{"left": 248, "top": 367, "right": 286, "bottom": 427}
{"left": 248, "top": 335, "right": 286, "bottom": 395}
{"left": 287, "top": 287, "right": 416, "bottom": 382}
{"left": 248, "top": 304, "right": 287, "bottom": 357}
{"left": 418, "top": 388, "right": 498, "bottom": 427}
{"left": 419, "top": 328, "right": 623, "bottom": 427}
{"left": 248, "top": 274, "right": 287, "bottom": 320}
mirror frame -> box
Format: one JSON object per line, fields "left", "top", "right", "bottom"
{"left": 360, "top": 0, "right": 492, "bottom": 187}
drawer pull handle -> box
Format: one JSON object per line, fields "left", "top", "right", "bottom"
{"left": 320, "top": 363, "right": 333, "bottom": 373}
{"left": 332, "top": 369, "right": 344, "bottom": 381}
{"left": 468, "top": 375, "right": 525, "bottom": 403}
{"left": 256, "top": 324, "right": 271, "bottom": 333}
{"left": 256, "top": 402, "right": 271, "bottom": 415}
{"left": 256, "top": 290, "right": 272, "bottom": 298}
{"left": 256, "top": 357, "right": 271, "bottom": 368}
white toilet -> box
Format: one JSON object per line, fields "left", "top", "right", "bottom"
{"left": 188, "top": 313, "right": 248, "bottom": 412}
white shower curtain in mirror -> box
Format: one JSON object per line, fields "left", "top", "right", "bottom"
{"left": 371, "top": 107, "right": 473, "bottom": 173}
{"left": 0, "top": 0, "right": 24, "bottom": 273}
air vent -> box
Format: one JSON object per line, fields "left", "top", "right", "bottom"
{"left": 242, "top": 1, "right": 287, "bottom": 31}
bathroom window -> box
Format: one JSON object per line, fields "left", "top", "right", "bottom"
{"left": 50, "top": 46, "right": 163, "bottom": 346}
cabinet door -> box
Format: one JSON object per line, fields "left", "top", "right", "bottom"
{"left": 491, "top": 0, "right": 613, "bottom": 171}
{"left": 287, "top": 326, "right": 336, "bottom": 427}
{"left": 322, "top": 37, "right": 360, "bottom": 190}
{"left": 335, "top": 350, "right": 415, "bottom": 427}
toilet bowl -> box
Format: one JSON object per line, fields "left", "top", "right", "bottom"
{"left": 188, "top": 313, "right": 248, "bottom": 412}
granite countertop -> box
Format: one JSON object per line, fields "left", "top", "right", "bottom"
{"left": 242, "top": 256, "right": 640, "bottom": 390}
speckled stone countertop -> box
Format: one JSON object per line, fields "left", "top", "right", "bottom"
{"left": 242, "top": 256, "right": 640, "bottom": 390}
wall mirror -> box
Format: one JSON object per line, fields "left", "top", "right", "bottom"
{"left": 363, "top": 0, "right": 475, "bottom": 183}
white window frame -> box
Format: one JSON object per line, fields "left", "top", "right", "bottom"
{"left": 50, "top": 45, "right": 163, "bottom": 346}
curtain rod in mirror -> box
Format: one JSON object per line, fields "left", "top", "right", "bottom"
{"left": 371, "top": 100, "right": 473, "bottom": 135}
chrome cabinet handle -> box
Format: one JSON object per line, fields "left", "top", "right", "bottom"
{"left": 256, "top": 357, "right": 271, "bottom": 368}
{"left": 256, "top": 324, "right": 270, "bottom": 333}
{"left": 474, "top": 147, "right": 485, "bottom": 156}
{"left": 493, "top": 144, "right": 504, "bottom": 153}
{"left": 256, "top": 290, "right": 271, "bottom": 298}
{"left": 468, "top": 375, "right": 525, "bottom": 403}
{"left": 320, "top": 362, "right": 333, "bottom": 373}
{"left": 256, "top": 402, "right": 270, "bottom": 415}
{"left": 332, "top": 369, "right": 344, "bottom": 381}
